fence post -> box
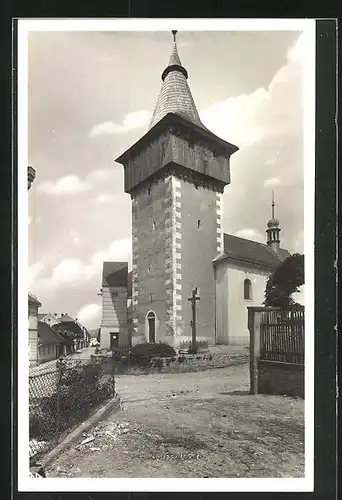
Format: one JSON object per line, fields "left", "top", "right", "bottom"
{"left": 248, "top": 307, "right": 262, "bottom": 395}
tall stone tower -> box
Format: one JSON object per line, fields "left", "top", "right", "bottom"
{"left": 115, "top": 32, "right": 238, "bottom": 348}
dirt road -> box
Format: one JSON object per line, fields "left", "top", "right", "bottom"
{"left": 46, "top": 363, "right": 304, "bottom": 478}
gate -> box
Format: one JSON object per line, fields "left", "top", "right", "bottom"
{"left": 260, "top": 306, "right": 304, "bottom": 365}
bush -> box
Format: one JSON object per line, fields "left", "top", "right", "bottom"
{"left": 152, "top": 358, "right": 163, "bottom": 372}
{"left": 130, "top": 342, "right": 176, "bottom": 367}
{"left": 29, "top": 359, "right": 113, "bottom": 441}
{"left": 188, "top": 345, "right": 198, "bottom": 355}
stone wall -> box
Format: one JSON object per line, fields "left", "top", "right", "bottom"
{"left": 177, "top": 179, "right": 219, "bottom": 347}
{"left": 154, "top": 350, "right": 249, "bottom": 374}
{"left": 113, "top": 349, "right": 249, "bottom": 375}
{"left": 131, "top": 176, "right": 173, "bottom": 344}
{"left": 258, "top": 360, "right": 304, "bottom": 398}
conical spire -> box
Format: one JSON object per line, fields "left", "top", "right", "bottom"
{"left": 167, "top": 31, "right": 182, "bottom": 67}
{"left": 148, "top": 31, "right": 205, "bottom": 130}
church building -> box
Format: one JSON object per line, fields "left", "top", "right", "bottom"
{"left": 100, "top": 31, "right": 291, "bottom": 350}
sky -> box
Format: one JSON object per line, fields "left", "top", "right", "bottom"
{"left": 27, "top": 29, "right": 306, "bottom": 329}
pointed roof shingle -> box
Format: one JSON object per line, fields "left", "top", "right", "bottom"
{"left": 148, "top": 34, "right": 206, "bottom": 131}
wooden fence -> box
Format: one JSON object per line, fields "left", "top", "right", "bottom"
{"left": 248, "top": 306, "right": 305, "bottom": 396}
{"left": 260, "top": 306, "right": 304, "bottom": 365}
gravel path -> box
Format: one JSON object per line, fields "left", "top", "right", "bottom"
{"left": 46, "top": 363, "right": 304, "bottom": 478}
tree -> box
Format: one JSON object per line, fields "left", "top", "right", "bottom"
{"left": 264, "top": 253, "right": 304, "bottom": 308}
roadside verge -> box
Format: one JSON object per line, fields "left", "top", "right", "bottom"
{"left": 40, "top": 395, "right": 121, "bottom": 469}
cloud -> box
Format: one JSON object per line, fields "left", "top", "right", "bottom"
{"left": 202, "top": 88, "right": 268, "bottom": 147}
{"left": 38, "top": 175, "right": 91, "bottom": 195}
{"left": 77, "top": 303, "right": 101, "bottom": 327}
{"left": 70, "top": 229, "right": 81, "bottom": 245}
{"left": 234, "top": 228, "right": 265, "bottom": 243}
{"left": 36, "top": 169, "right": 118, "bottom": 197}
{"left": 95, "top": 193, "right": 116, "bottom": 204}
{"left": 202, "top": 33, "right": 305, "bottom": 148}
{"left": 33, "top": 237, "right": 132, "bottom": 293}
{"left": 51, "top": 259, "right": 93, "bottom": 285}
{"left": 292, "top": 230, "right": 304, "bottom": 253}
{"left": 90, "top": 238, "right": 132, "bottom": 270}
{"left": 29, "top": 261, "right": 45, "bottom": 289}
{"left": 89, "top": 110, "right": 151, "bottom": 137}
{"left": 87, "top": 169, "right": 116, "bottom": 183}
{"left": 287, "top": 31, "right": 306, "bottom": 65}
{"left": 264, "top": 177, "right": 281, "bottom": 188}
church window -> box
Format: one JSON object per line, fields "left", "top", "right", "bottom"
{"left": 152, "top": 221, "right": 156, "bottom": 231}
{"left": 147, "top": 264, "right": 151, "bottom": 274}
{"left": 197, "top": 219, "right": 201, "bottom": 229}
{"left": 244, "top": 279, "right": 252, "bottom": 300}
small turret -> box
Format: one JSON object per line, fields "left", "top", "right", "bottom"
{"left": 266, "top": 191, "right": 281, "bottom": 252}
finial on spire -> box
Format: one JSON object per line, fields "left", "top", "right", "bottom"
{"left": 272, "top": 190, "right": 275, "bottom": 219}
{"left": 172, "top": 30, "right": 177, "bottom": 42}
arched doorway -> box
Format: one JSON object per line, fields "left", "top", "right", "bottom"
{"left": 147, "top": 311, "right": 156, "bottom": 343}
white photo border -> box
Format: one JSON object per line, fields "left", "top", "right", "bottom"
{"left": 17, "top": 17, "right": 316, "bottom": 493}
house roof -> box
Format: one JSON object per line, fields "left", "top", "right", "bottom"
{"left": 38, "top": 321, "right": 65, "bottom": 345}
{"left": 213, "top": 233, "right": 291, "bottom": 270}
{"left": 148, "top": 34, "right": 206, "bottom": 131}
{"left": 88, "top": 328, "right": 100, "bottom": 338}
{"left": 58, "top": 314, "right": 76, "bottom": 323}
{"left": 102, "top": 262, "right": 128, "bottom": 288}
{"left": 28, "top": 293, "right": 41, "bottom": 306}
{"left": 39, "top": 312, "right": 58, "bottom": 321}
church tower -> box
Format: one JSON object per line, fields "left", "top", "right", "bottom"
{"left": 266, "top": 191, "right": 281, "bottom": 252}
{"left": 115, "top": 32, "right": 238, "bottom": 347}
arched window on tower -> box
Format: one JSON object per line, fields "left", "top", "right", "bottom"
{"left": 244, "top": 279, "right": 252, "bottom": 300}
